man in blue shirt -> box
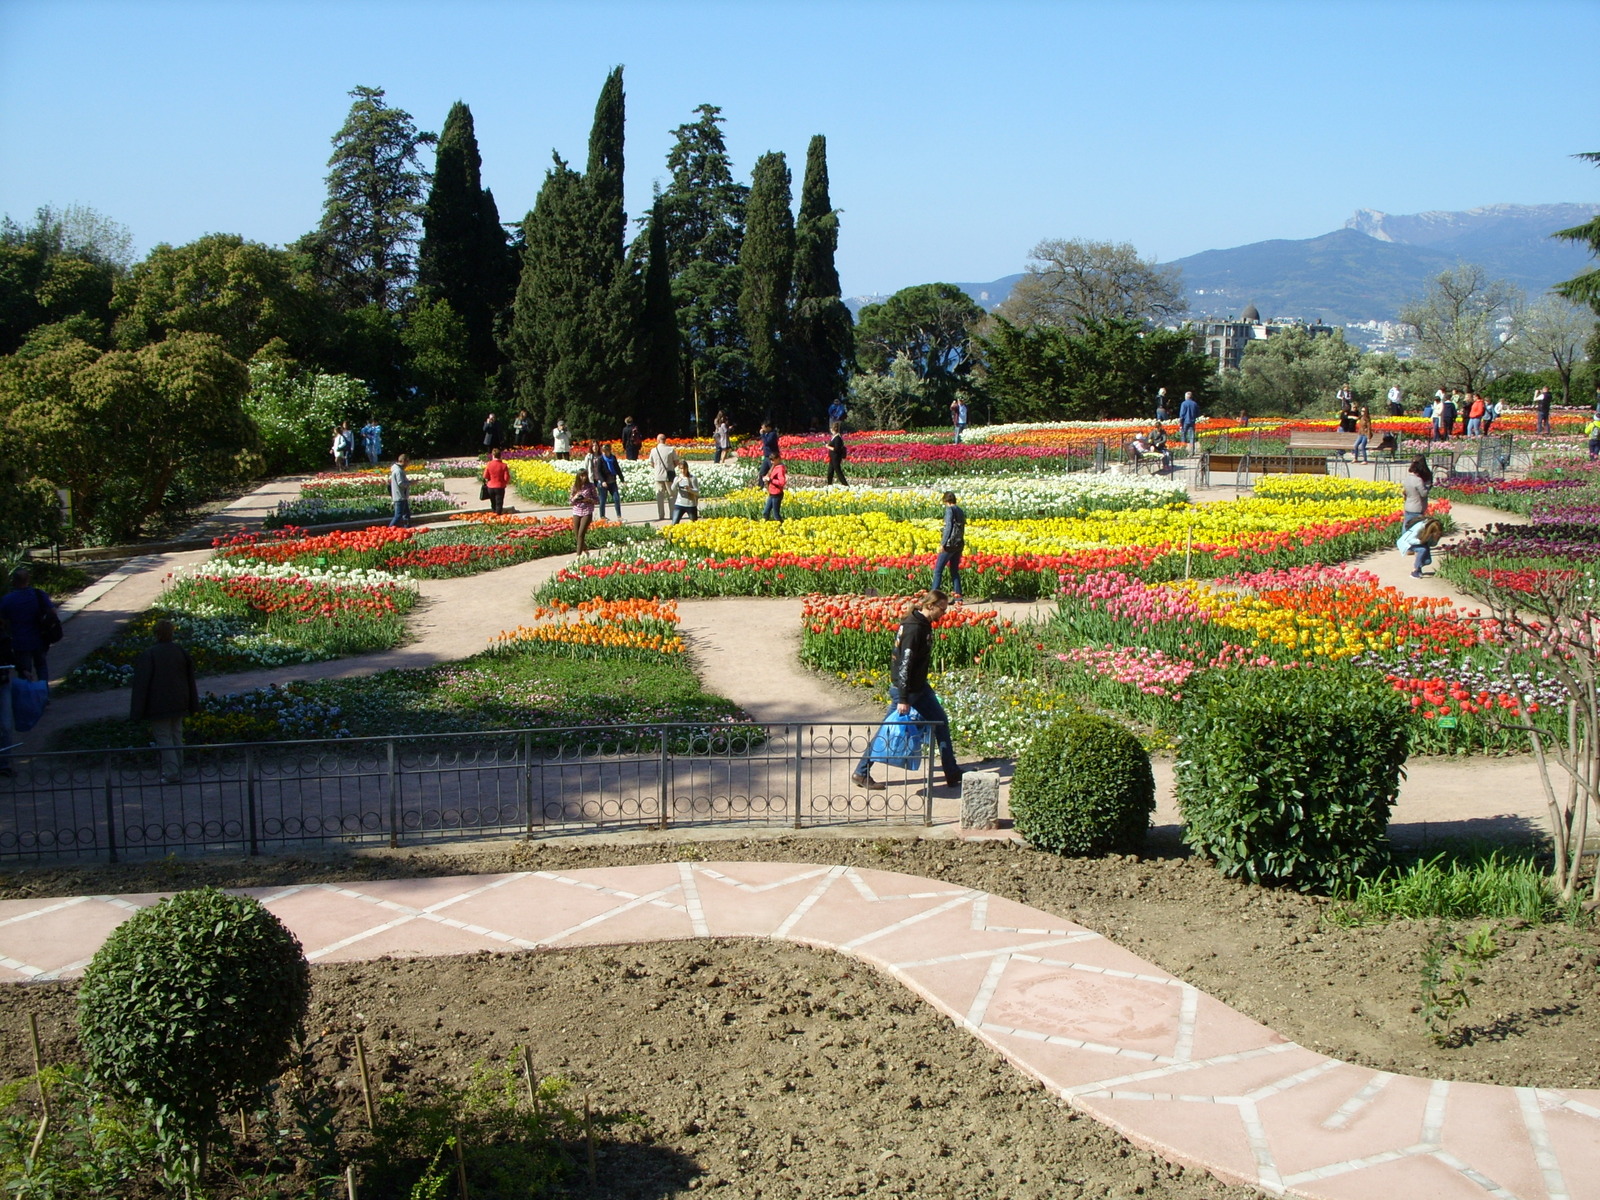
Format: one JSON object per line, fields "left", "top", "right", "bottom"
{"left": 1178, "top": 392, "right": 1200, "bottom": 448}
{"left": 827, "top": 399, "right": 848, "bottom": 432}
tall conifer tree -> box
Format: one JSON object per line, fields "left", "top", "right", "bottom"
{"left": 300, "top": 86, "right": 433, "bottom": 312}
{"left": 417, "top": 101, "right": 516, "bottom": 377}
{"left": 660, "top": 105, "right": 749, "bottom": 426}
{"left": 505, "top": 69, "right": 639, "bottom": 438}
{"left": 790, "top": 134, "right": 854, "bottom": 423}
{"left": 738, "top": 151, "right": 794, "bottom": 425}
{"left": 637, "top": 196, "right": 683, "bottom": 431}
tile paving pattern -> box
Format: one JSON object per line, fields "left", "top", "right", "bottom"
{"left": 1, "top": 861, "right": 1595, "bottom": 1199}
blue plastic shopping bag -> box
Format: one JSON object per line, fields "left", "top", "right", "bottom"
{"left": 10, "top": 677, "right": 48, "bottom": 733}
{"left": 868, "top": 708, "right": 928, "bottom": 771}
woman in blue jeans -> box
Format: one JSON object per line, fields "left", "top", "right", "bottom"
{"left": 853, "top": 590, "right": 962, "bottom": 791}
{"left": 930, "top": 492, "right": 966, "bottom": 599}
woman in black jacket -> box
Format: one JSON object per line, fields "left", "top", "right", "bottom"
{"left": 852, "top": 590, "right": 963, "bottom": 791}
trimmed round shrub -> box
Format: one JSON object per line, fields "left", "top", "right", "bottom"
{"left": 78, "top": 887, "right": 310, "bottom": 1143}
{"left": 1175, "top": 666, "right": 1410, "bottom": 892}
{"left": 1010, "top": 713, "right": 1156, "bottom": 855}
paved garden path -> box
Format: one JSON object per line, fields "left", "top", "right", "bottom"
{"left": 20, "top": 486, "right": 1547, "bottom": 842}
{"left": 2, "top": 861, "right": 1595, "bottom": 1199}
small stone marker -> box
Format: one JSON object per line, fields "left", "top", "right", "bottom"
{"left": 961, "top": 771, "right": 1000, "bottom": 831}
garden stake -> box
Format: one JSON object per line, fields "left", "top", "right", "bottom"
{"left": 26, "top": 1014, "right": 49, "bottom": 1120}
{"left": 346, "top": 1164, "right": 358, "bottom": 1200}
{"left": 239, "top": 1106, "right": 248, "bottom": 1142}
{"left": 454, "top": 1123, "right": 470, "bottom": 1199}
{"left": 520, "top": 1045, "right": 539, "bottom": 1114}
{"left": 584, "top": 1092, "right": 597, "bottom": 1185}
{"left": 354, "top": 1033, "right": 375, "bottom": 1129}
{"left": 26, "top": 1013, "right": 50, "bottom": 1159}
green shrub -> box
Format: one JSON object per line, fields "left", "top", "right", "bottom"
{"left": 1175, "top": 667, "right": 1410, "bottom": 891}
{"left": 1010, "top": 713, "right": 1155, "bottom": 855}
{"left": 77, "top": 887, "right": 311, "bottom": 1173}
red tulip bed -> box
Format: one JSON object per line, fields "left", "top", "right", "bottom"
{"left": 213, "top": 515, "right": 654, "bottom": 580}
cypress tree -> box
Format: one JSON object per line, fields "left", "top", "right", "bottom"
{"left": 660, "top": 104, "right": 749, "bottom": 427}
{"left": 791, "top": 134, "right": 854, "bottom": 425}
{"left": 505, "top": 69, "right": 639, "bottom": 440}
{"left": 417, "top": 101, "right": 516, "bottom": 377}
{"left": 637, "top": 196, "right": 683, "bottom": 432}
{"left": 587, "top": 67, "right": 627, "bottom": 262}
{"left": 739, "top": 151, "right": 794, "bottom": 425}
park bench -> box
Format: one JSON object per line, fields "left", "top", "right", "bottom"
{"left": 1287, "top": 431, "right": 1362, "bottom": 456}
{"left": 1207, "top": 453, "right": 1327, "bottom": 490}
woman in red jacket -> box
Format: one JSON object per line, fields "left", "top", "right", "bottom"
{"left": 482, "top": 448, "right": 511, "bottom": 515}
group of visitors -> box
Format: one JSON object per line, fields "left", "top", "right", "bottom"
{"left": 330, "top": 418, "right": 384, "bottom": 469}
{"left": 1422, "top": 390, "right": 1501, "bottom": 441}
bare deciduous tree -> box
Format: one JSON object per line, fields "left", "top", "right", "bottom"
{"left": 1481, "top": 572, "right": 1600, "bottom": 905}
{"left": 1518, "top": 296, "right": 1593, "bottom": 403}
{"left": 999, "top": 238, "right": 1186, "bottom": 333}
{"left": 1400, "top": 263, "right": 1523, "bottom": 393}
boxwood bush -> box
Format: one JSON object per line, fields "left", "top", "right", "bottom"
{"left": 1010, "top": 713, "right": 1156, "bottom": 855}
{"left": 77, "top": 887, "right": 310, "bottom": 1172}
{"left": 1175, "top": 666, "right": 1411, "bottom": 891}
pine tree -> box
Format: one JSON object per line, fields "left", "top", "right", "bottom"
{"left": 417, "top": 101, "right": 516, "bottom": 376}
{"left": 1555, "top": 151, "right": 1600, "bottom": 314}
{"left": 790, "top": 134, "right": 854, "bottom": 425}
{"left": 660, "top": 105, "right": 749, "bottom": 427}
{"left": 505, "top": 69, "right": 639, "bottom": 440}
{"left": 637, "top": 196, "right": 684, "bottom": 431}
{"left": 739, "top": 151, "right": 794, "bottom": 425}
{"left": 300, "top": 86, "right": 434, "bottom": 312}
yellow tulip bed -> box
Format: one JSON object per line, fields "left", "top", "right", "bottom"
{"left": 537, "top": 476, "right": 1417, "bottom": 604}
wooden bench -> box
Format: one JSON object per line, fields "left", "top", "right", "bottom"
{"left": 1288, "top": 431, "right": 1362, "bottom": 455}
{"left": 1208, "top": 453, "right": 1327, "bottom": 477}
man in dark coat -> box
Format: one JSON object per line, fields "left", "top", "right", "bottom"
{"left": 130, "top": 619, "right": 199, "bottom": 783}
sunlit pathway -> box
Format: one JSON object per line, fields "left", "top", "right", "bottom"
{"left": 2, "top": 861, "right": 1594, "bottom": 1199}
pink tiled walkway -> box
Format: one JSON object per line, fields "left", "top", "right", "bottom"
{"left": 3, "top": 862, "right": 1595, "bottom": 1199}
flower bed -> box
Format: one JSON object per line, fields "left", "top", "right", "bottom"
{"left": 492, "top": 597, "right": 687, "bottom": 661}
{"left": 264, "top": 491, "right": 460, "bottom": 529}
{"left": 706, "top": 475, "right": 1187, "bottom": 521}
{"left": 537, "top": 488, "right": 1414, "bottom": 605}
{"left": 63, "top": 562, "right": 418, "bottom": 690}
{"left": 214, "top": 516, "right": 654, "bottom": 579}
{"left": 506, "top": 458, "right": 751, "bottom": 506}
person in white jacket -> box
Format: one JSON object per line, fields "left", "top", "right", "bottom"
{"left": 648, "top": 434, "right": 679, "bottom": 521}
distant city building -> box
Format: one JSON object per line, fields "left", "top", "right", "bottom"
{"left": 1193, "top": 304, "right": 1336, "bottom": 372}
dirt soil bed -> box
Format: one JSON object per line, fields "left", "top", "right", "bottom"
{"left": 5, "top": 836, "right": 1596, "bottom": 1099}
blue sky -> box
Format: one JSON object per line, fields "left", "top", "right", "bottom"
{"left": 2, "top": 0, "right": 1596, "bottom": 297}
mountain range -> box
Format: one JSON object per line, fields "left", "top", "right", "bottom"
{"left": 854, "top": 203, "right": 1599, "bottom": 329}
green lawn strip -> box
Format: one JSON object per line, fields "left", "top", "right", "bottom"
{"left": 51, "top": 643, "right": 750, "bottom": 752}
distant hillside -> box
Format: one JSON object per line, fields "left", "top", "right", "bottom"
{"left": 1177, "top": 203, "right": 1599, "bottom": 325}
{"left": 887, "top": 203, "right": 1600, "bottom": 328}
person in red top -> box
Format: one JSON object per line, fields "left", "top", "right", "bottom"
{"left": 482, "top": 447, "right": 511, "bottom": 515}
{"left": 761, "top": 448, "right": 787, "bottom": 522}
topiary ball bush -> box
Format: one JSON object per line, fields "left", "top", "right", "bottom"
{"left": 1010, "top": 713, "right": 1156, "bottom": 855}
{"left": 78, "top": 886, "right": 310, "bottom": 1140}
{"left": 1175, "top": 665, "right": 1410, "bottom": 892}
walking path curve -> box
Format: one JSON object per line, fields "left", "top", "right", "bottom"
{"left": 2, "top": 861, "right": 1595, "bottom": 1199}
{"left": 20, "top": 485, "right": 1547, "bottom": 843}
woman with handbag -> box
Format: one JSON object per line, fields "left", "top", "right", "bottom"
{"left": 852, "top": 590, "right": 962, "bottom": 792}
{"left": 481, "top": 448, "right": 510, "bottom": 515}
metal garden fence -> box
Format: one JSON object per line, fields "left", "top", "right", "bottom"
{"left": 0, "top": 721, "right": 938, "bottom": 862}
